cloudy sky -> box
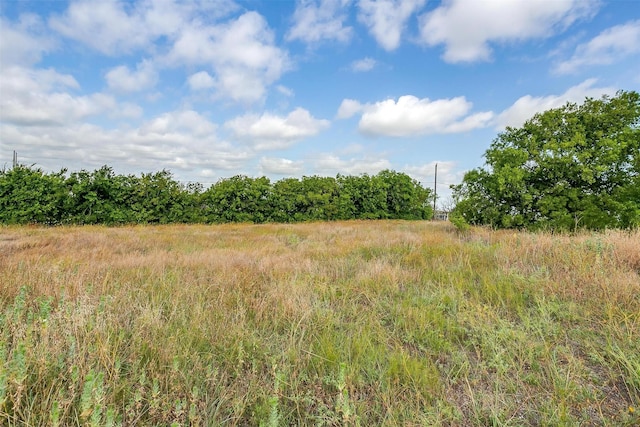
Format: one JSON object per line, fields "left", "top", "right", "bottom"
{"left": 1, "top": 0, "right": 639, "bottom": 199}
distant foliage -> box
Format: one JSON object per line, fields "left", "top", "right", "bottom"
{"left": 0, "top": 166, "right": 433, "bottom": 225}
{"left": 452, "top": 91, "right": 640, "bottom": 231}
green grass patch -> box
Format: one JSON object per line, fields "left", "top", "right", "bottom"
{"left": 0, "top": 222, "right": 638, "bottom": 425}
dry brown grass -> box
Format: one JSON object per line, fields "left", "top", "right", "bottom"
{"left": 1, "top": 221, "right": 638, "bottom": 426}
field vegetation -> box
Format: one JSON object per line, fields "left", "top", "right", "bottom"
{"left": 1, "top": 221, "right": 639, "bottom": 425}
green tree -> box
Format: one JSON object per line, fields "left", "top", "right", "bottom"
{"left": 0, "top": 165, "right": 67, "bottom": 224}
{"left": 336, "top": 174, "right": 388, "bottom": 219}
{"left": 453, "top": 91, "right": 640, "bottom": 230}
{"left": 377, "top": 170, "right": 433, "bottom": 220}
{"left": 298, "top": 176, "right": 341, "bottom": 221}
{"left": 269, "top": 176, "right": 341, "bottom": 222}
{"left": 65, "top": 166, "right": 134, "bottom": 224}
{"left": 129, "top": 170, "right": 192, "bottom": 224}
{"left": 269, "top": 178, "right": 305, "bottom": 222}
{"left": 202, "top": 176, "right": 271, "bottom": 223}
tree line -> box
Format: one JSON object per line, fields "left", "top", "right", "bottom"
{"left": 6, "top": 92, "right": 635, "bottom": 231}
{"left": 452, "top": 90, "right": 640, "bottom": 231}
{"left": 0, "top": 166, "right": 433, "bottom": 225}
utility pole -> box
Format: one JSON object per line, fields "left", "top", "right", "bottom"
{"left": 433, "top": 163, "right": 438, "bottom": 219}
{"left": 13, "top": 151, "right": 17, "bottom": 168}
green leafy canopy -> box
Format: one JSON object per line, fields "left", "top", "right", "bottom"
{"left": 0, "top": 167, "right": 433, "bottom": 225}
{"left": 452, "top": 90, "right": 640, "bottom": 231}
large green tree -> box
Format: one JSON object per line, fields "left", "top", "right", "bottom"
{"left": 453, "top": 91, "right": 640, "bottom": 230}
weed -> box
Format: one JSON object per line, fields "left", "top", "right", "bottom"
{"left": 0, "top": 222, "right": 637, "bottom": 425}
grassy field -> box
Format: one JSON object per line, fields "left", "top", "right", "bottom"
{"left": 0, "top": 221, "right": 639, "bottom": 426}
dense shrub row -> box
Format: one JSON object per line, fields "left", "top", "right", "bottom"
{"left": 0, "top": 165, "right": 433, "bottom": 225}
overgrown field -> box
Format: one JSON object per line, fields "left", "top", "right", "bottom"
{"left": 1, "top": 221, "right": 639, "bottom": 426}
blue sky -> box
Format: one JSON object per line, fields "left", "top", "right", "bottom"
{"left": 1, "top": 0, "right": 639, "bottom": 201}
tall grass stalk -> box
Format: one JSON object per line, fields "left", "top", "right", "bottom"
{"left": 0, "top": 222, "right": 638, "bottom": 425}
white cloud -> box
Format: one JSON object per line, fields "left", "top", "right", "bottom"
{"left": 357, "top": 0, "right": 426, "bottom": 51}
{"left": 1, "top": 109, "right": 253, "bottom": 178}
{"left": 419, "top": 0, "right": 599, "bottom": 63}
{"left": 200, "top": 148, "right": 255, "bottom": 171}
{"left": 106, "top": 60, "right": 158, "bottom": 93}
{"left": 0, "top": 66, "right": 79, "bottom": 93}
{"left": 356, "top": 95, "right": 493, "bottom": 137}
{"left": 336, "top": 99, "right": 364, "bottom": 119}
{"left": 114, "top": 103, "right": 144, "bottom": 120}
{"left": 166, "top": 12, "right": 290, "bottom": 103}
{"left": 49, "top": 0, "right": 238, "bottom": 55}
{"left": 0, "top": 66, "right": 140, "bottom": 127}
{"left": 495, "top": 79, "right": 616, "bottom": 129}
{"left": 0, "top": 15, "right": 55, "bottom": 66}
{"left": 188, "top": 71, "right": 216, "bottom": 91}
{"left": 350, "top": 57, "right": 377, "bottom": 72}
{"left": 259, "top": 157, "right": 304, "bottom": 175}
{"left": 342, "top": 82, "right": 617, "bottom": 138}
{"left": 444, "top": 111, "right": 495, "bottom": 134}
{"left": 555, "top": 20, "right": 640, "bottom": 74}
{"left": 276, "top": 85, "right": 295, "bottom": 97}
{"left": 139, "top": 110, "right": 217, "bottom": 139}
{"left": 313, "top": 153, "right": 392, "bottom": 175}
{"left": 50, "top": 2, "right": 288, "bottom": 104}
{"left": 226, "top": 108, "right": 330, "bottom": 150}
{"left": 49, "top": 1, "right": 150, "bottom": 55}
{"left": 286, "top": 0, "right": 353, "bottom": 44}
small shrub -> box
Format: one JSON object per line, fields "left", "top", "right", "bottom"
{"left": 449, "top": 211, "right": 470, "bottom": 233}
